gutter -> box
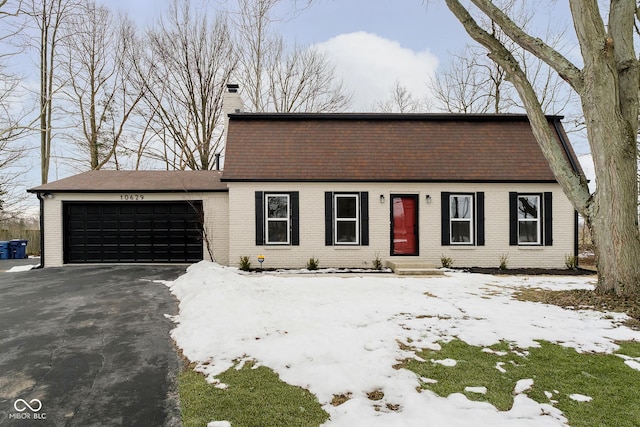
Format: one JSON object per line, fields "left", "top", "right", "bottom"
{"left": 552, "top": 119, "right": 580, "bottom": 174}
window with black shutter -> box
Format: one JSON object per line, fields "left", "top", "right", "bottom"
{"left": 325, "top": 192, "right": 369, "bottom": 246}
{"left": 441, "top": 192, "right": 484, "bottom": 246}
{"left": 255, "top": 191, "right": 299, "bottom": 246}
{"left": 509, "top": 192, "right": 553, "bottom": 246}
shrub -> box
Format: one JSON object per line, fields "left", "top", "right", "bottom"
{"left": 239, "top": 256, "right": 251, "bottom": 271}
{"left": 306, "top": 257, "right": 319, "bottom": 270}
{"left": 372, "top": 253, "right": 384, "bottom": 270}
{"left": 440, "top": 255, "right": 454, "bottom": 269}
{"left": 499, "top": 253, "right": 509, "bottom": 270}
{"left": 565, "top": 254, "right": 578, "bottom": 270}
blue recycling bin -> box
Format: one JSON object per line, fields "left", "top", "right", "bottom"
{"left": 9, "top": 239, "right": 28, "bottom": 259}
{"left": 0, "top": 241, "right": 8, "bottom": 260}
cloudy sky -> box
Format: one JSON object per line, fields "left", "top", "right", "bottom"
{"left": 12, "top": 1, "right": 592, "bottom": 205}
{"left": 100, "top": 0, "right": 576, "bottom": 111}
{"left": 100, "top": 0, "right": 466, "bottom": 111}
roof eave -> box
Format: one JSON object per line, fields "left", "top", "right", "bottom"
{"left": 27, "top": 188, "right": 229, "bottom": 194}
{"left": 220, "top": 178, "right": 559, "bottom": 184}
{"left": 228, "top": 112, "right": 566, "bottom": 122}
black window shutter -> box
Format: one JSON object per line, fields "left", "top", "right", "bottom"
{"left": 324, "top": 192, "right": 333, "bottom": 246}
{"left": 476, "top": 192, "right": 485, "bottom": 246}
{"left": 290, "top": 192, "right": 300, "bottom": 246}
{"left": 360, "top": 192, "right": 369, "bottom": 246}
{"left": 441, "top": 192, "right": 450, "bottom": 246}
{"left": 544, "top": 192, "right": 553, "bottom": 246}
{"left": 255, "top": 191, "right": 264, "bottom": 245}
{"left": 509, "top": 192, "right": 518, "bottom": 246}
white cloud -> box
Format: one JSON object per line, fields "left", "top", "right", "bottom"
{"left": 314, "top": 32, "right": 439, "bottom": 111}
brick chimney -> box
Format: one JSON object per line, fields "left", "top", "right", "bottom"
{"left": 220, "top": 83, "right": 244, "bottom": 170}
{"left": 223, "top": 83, "right": 243, "bottom": 115}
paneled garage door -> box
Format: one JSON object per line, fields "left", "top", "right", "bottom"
{"left": 63, "top": 201, "right": 203, "bottom": 263}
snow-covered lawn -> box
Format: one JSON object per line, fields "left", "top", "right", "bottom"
{"left": 164, "top": 261, "right": 640, "bottom": 427}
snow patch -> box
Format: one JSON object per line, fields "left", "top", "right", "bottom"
{"left": 6, "top": 264, "right": 38, "bottom": 272}
{"left": 617, "top": 354, "right": 640, "bottom": 371}
{"left": 624, "top": 360, "right": 640, "bottom": 371}
{"left": 569, "top": 394, "right": 592, "bottom": 402}
{"left": 465, "top": 386, "right": 487, "bottom": 394}
{"left": 514, "top": 379, "right": 534, "bottom": 394}
{"left": 431, "top": 358, "right": 457, "bottom": 367}
{"left": 483, "top": 348, "right": 508, "bottom": 356}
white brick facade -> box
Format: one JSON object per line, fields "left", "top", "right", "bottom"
{"left": 227, "top": 182, "right": 576, "bottom": 270}
{"left": 41, "top": 192, "right": 228, "bottom": 267}
{"left": 37, "top": 182, "right": 576, "bottom": 270}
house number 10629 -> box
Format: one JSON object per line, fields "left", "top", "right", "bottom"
{"left": 120, "top": 194, "right": 144, "bottom": 201}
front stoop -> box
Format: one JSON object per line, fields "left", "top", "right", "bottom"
{"left": 385, "top": 261, "right": 445, "bottom": 276}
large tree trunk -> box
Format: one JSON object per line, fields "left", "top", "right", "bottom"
{"left": 582, "top": 76, "right": 640, "bottom": 295}
{"left": 573, "top": 0, "right": 640, "bottom": 295}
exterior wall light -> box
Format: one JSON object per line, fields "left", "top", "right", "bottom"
{"left": 426, "top": 194, "right": 432, "bottom": 204}
{"left": 379, "top": 194, "right": 385, "bottom": 203}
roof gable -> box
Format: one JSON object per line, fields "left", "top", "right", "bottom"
{"left": 222, "top": 113, "right": 582, "bottom": 183}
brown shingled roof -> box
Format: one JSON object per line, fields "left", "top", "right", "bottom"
{"left": 28, "top": 170, "right": 227, "bottom": 193}
{"left": 222, "top": 113, "right": 583, "bottom": 183}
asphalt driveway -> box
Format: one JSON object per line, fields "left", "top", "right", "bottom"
{"left": 0, "top": 265, "right": 187, "bottom": 426}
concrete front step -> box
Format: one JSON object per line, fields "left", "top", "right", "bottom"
{"left": 394, "top": 267, "right": 445, "bottom": 276}
{"left": 385, "top": 261, "right": 445, "bottom": 276}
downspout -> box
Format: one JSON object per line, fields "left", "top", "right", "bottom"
{"left": 36, "top": 192, "right": 45, "bottom": 268}
{"left": 574, "top": 211, "right": 579, "bottom": 267}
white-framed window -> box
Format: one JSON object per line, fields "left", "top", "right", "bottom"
{"left": 265, "top": 194, "right": 290, "bottom": 244}
{"left": 450, "top": 194, "right": 474, "bottom": 244}
{"left": 517, "top": 195, "right": 540, "bottom": 244}
{"left": 334, "top": 194, "right": 359, "bottom": 244}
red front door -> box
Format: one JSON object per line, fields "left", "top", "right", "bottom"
{"left": 392, "top": 195, "right": 418, "bottom": 255}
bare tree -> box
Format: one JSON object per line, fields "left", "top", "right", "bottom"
{"left": 0, "top": 67, "right": 28, "bottom": 215}
{"left": 431, "top": 47, "right": 511, "bottom": 113}
{"left": 373, "top": 80, "right": 428, "bottom": 113}
{"left": 446, "top": 0, "right": 640, "bottom": 296}
{"left": 136, "top": 0, "right": 236, "bottom": 170}
{"left": 0, "top": 0, "right": 33, "bottom": 216}
{"left": 434, "top": 2, "right": 574, "bottom": 116}
{"left": 58, "top": 2, "right": 145, "bottom": 170}
{"left": 23, "top": 0, "right": 78, "bottom": 184}
{"left": 233, "top": 0, "right": 278, "bottom": 112}
{"left": 266, "top": 39, "right": 351, "bottom": 112}
{"left": 233, "top": 0, "right": 351, "bottom": 112}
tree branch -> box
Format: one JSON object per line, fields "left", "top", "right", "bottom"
{"left": 468, "top": 0, "right": 584, "bottom": 93}
{"left": 446, "top": 0, "right": 592, "bottom": 214}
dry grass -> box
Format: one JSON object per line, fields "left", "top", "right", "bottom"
{"left": 514, "top": 288, "right": 640, "bottom": 330}
{"left": 366, "top": 390, "right": 384, "bottom": 401}
{"left": 331, "top": 393, "right": 352, "bottom": 406}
